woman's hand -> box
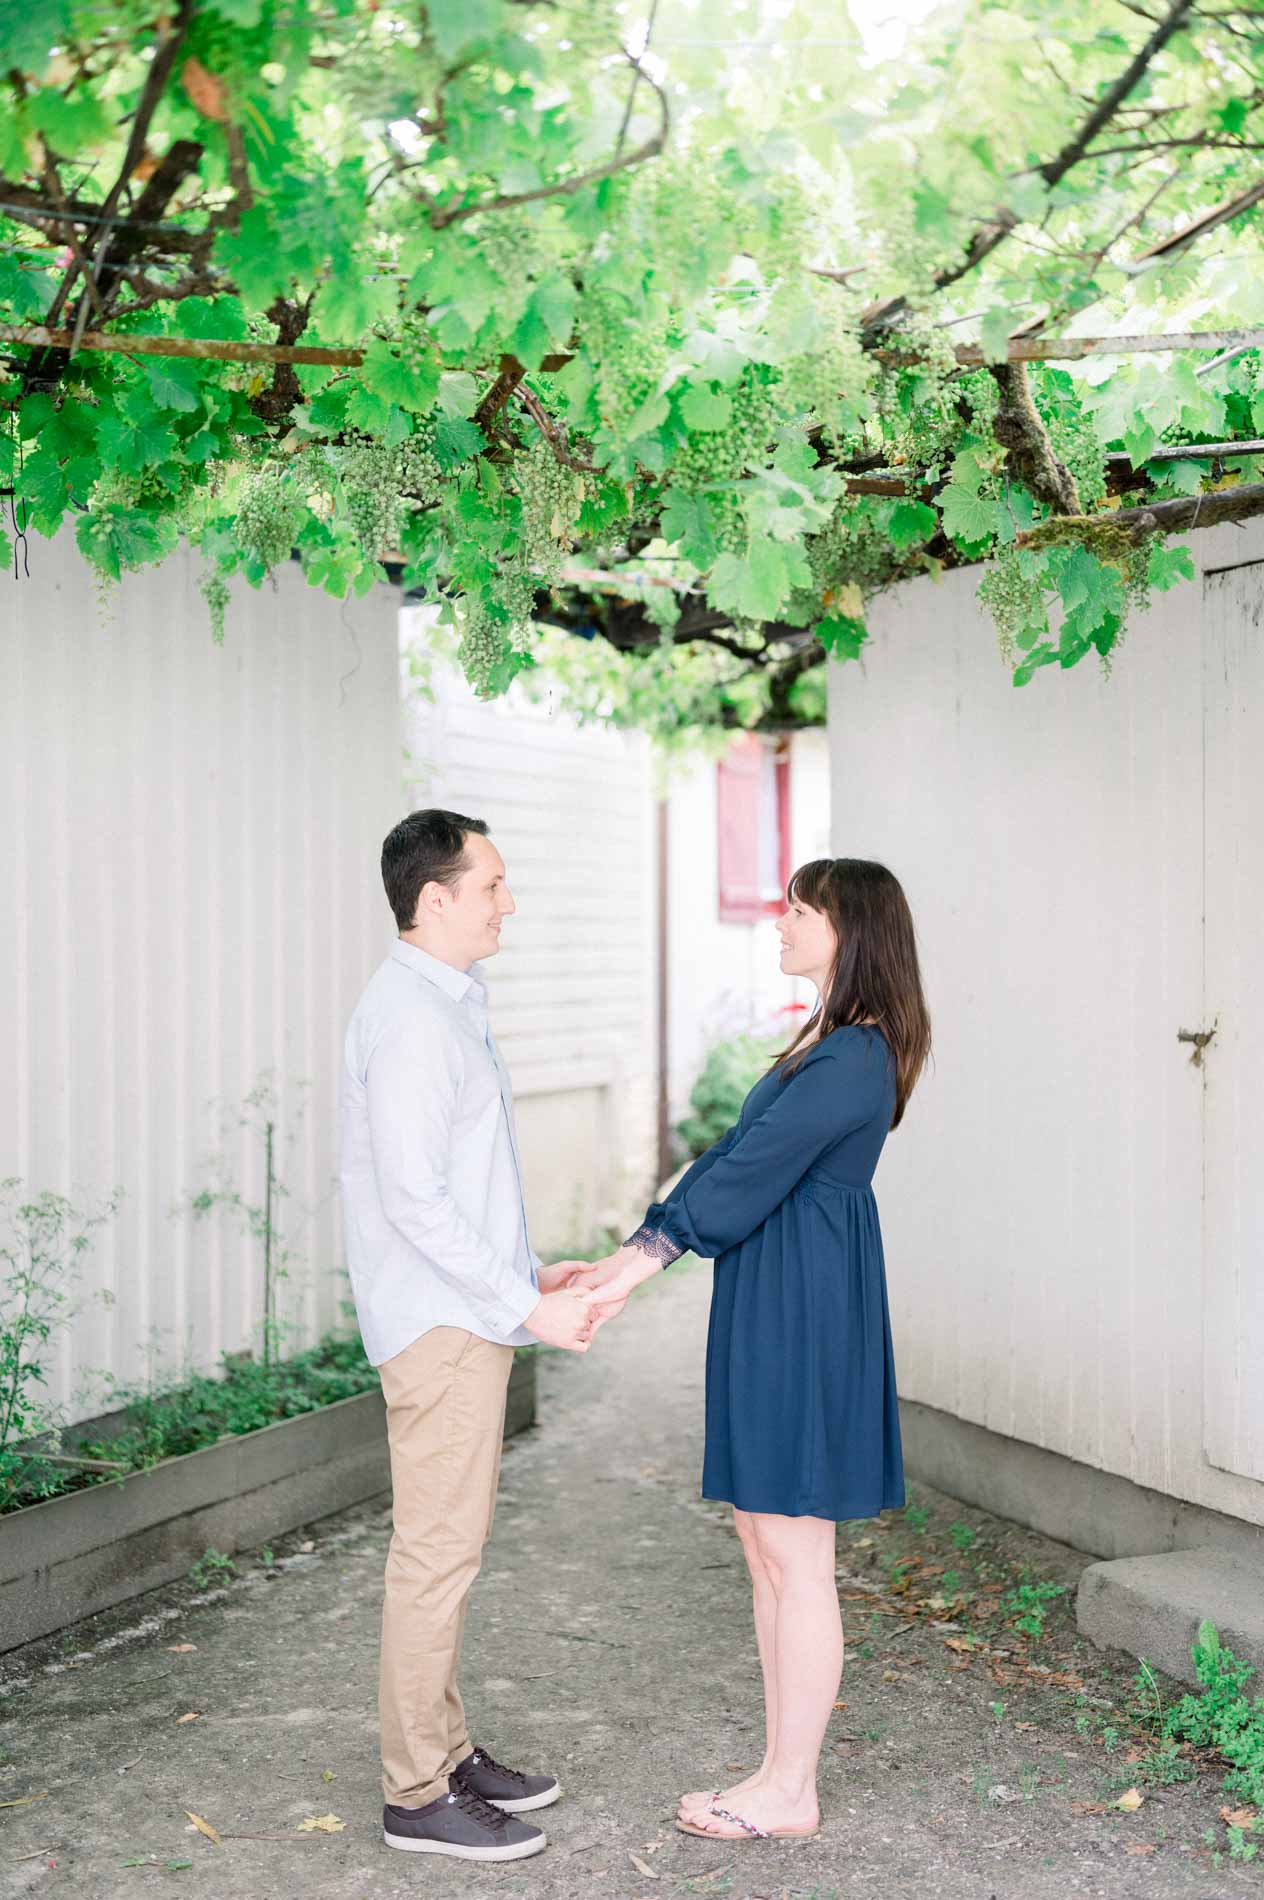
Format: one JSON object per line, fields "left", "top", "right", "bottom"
{"left": 567, "top": 1246, "right": 660, "bottom": 1326}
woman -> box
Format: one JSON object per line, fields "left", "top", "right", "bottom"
{"left": 574, "top": 857, "right": 930, "bottom": 1843}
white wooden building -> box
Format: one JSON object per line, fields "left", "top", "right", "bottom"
{"left": 828, "top": 519, "right": 1264, "bottom": 1558}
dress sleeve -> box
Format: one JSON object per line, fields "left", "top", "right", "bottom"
{"left": 625, "top": 1040, "right": 889, "bottom": 1264}
{"left": 622, "top": 1124, "right": 740, "bottom": 1266}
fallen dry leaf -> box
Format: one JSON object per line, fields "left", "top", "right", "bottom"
{"left": 1114, "top": 1788, "right": 1145, "bottom": 1813}
{"left": 723, "top": 1762, "right": 747, "bottom": 1771}
{"left": 1221, "top": 1805, "right": 1258, "bottom": 1829}
{"left": 628, "top": 1852, "right": 659, "bottom": 1879}
{"left": 1015, "top": 1722, "right": 1038, "bottom": 1732}
{"left": 882, "top": 1669, "right": 902, "bottom": 1683}
{"left": 833, "top": 1701, "right": 848, "bottom": 1711}
{"left": 944, "top": 1637, "right": 976, "bottom": 1653}
{"left": 175, "top": 1712, "right": 201, "bottom": 1725}
{"left": 321, "top": 1770, "right": 335, "bottom": 1783}
{"left": 185, "top": 1811, "right": 222, "bottom": 1846}
{"left": 296, "top": 1814, "right": 345, "bottom": 1834}
{"left": 1125, "top": 1842, "right": 1156, "bottom": 1856}
{"left": 181, "top": 56, "right": 227, "bottom": 121}
{"left": 1068, "top": 1800, "right": 1109, "bottom": 1815}
{"left": 167, "top": 1645, "right": 196, "bottom": 1654}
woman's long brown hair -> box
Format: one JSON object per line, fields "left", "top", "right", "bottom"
{"left": 774, "top": 858, "right": 931, "bottom": 1128}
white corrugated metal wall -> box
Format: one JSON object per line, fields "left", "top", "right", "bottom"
{"left": 826, "top": 517, "right": 1264, "bottom": 1530}
{"left": 400, "top": 609, "right": 658, "bottom": 1253}
{"left": 1, "top": 535, "right": 400, "bottom": 1421}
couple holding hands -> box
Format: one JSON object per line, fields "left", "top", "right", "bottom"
{"left": 340, "top": 807, "right": 930, "bottom": 1861}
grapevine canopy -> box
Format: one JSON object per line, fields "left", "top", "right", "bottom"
{"left": 2, "top": 0, "right": 1264, "bottom": 740}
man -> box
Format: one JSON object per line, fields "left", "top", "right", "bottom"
{"left": 340, "top": 808, "right": 596, "bottom": 1862}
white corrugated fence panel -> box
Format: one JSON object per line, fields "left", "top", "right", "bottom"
{"left": 0, "top": 536, "right": 400, "bottom": 1421}
{"left": 826, "top": 520, "right": 1264, "bottom": 1529}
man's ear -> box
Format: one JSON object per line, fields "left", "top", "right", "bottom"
{"left": 416, "top": 878, "right": 449, "bottom": 920}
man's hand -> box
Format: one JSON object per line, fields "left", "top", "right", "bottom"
{"left": 523, "top": 1286, "right": 597, "bottom": 1352}
{"left": 566, "top": 1248, "right": 659, "bottom": 1332}
{"left": 534, "top": 1259, "right": 590, "bottom": 1294}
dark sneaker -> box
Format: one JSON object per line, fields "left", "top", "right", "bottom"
{"left": 383, "top": 1782, "right": 546, "bottom": 1860}
{"left": 453, "top": 1744, "right": 562, "bottom": 1813}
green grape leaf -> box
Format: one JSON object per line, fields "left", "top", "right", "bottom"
{"left": 425, "top": 0, "right": 505, "bottom": 59}
{"left": 1, "top": 1, "right": 73, "bottom": 69}
{"left": 27, "top": 86, "right": 110, "bottom": 151}
{"left": 142, "top": 359, "right": 203, "bottom": 414}
{"left": 1147, "top": 542, "right": 1196, "bottom": 592}
{"left": 679, "top": 384, "right": 733, "bottom": 431}
{"left": 938, "top": 482, "right": 999, "bottom": 546}
{"left": 887, "top": 499, "right": 937, "bottom": 551}
{"left": 360, "top": 339, "right": 440, "bottom": 414}
{"left": 384, "top": 402, "right": 414, "bottom": 447}
{"left": 97, "top": 409, "right": 180, "bottom": 468}
{"left": 0, "top": 104, "right": 29, "bottom": 177}
{"left": 75, "top": 505, "right": 177, "bottom": 579}
{"left": 438, "top": 371, "right": 480, "bottom": 418}
{"left": 709, "top": 537, "right": 811, "bottom": 621}
{"left": 1144, "top": 458, "right": 1204, "bottom": 497}
{"left": 661, "top": 488, "right": 719, "bottom": 566}
{"left": 206, "top": 0, "right": 264, "bottom": 22}
{"left": 345, "top": 383, "right": 392, "bottom": 434}
{"left": 814, "top": 613, "right": 868, "bottom": 660}
{"left": 432, "top": 415, "right": 486, "bottom": 469}
{"left": 977, "top": 307, "right": 1015, "bottom": 366}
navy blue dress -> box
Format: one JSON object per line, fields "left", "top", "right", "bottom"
{"left": 632, "top": 1026, "right": 904, "bottom": 1522}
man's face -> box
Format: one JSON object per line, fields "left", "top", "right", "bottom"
{"left": 437, "top": 831, "right": 516, "bottom": 966}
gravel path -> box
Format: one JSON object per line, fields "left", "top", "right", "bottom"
{"left": 1, "top": 1259, "right": 1255, "bottom": 1898}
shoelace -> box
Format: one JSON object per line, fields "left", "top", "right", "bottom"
{"left": 449, "top": 1781, "right": 512, "bottom": 1833}
{"left": 466, "top": 1748, "right": 526, "bottom": 1789}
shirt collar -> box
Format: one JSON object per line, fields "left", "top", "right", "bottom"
{"left": 390, "top": 938, "right": 480, "bottom": 1004}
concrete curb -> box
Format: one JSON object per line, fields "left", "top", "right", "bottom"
{"left": 1076, "top": 1545, "right": 1264, "bottom": 1687}
{"left": 0, "top": 1350, "right": 536, "bottom": 1652}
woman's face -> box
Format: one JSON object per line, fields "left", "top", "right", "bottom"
{"left": 776, "top": 893, "right": 837, "bottom": 987}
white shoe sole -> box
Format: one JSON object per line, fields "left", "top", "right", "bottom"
{"left": 383, "top": 1829, "right": 547, "bottom": 1860}
{"left": 491, "top": 1781, "right": 561, "bottom": 1813}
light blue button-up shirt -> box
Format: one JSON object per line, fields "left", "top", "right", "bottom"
{"left": 339, "top": 939, "right": 540, "bottom": 1365}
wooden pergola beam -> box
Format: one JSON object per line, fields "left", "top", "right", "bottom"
{"left": 2, "top": 322, "right": 1261, "bottom": 372}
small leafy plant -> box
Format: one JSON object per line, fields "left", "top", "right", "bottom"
{"left": 1163, "top": 1622, "right": 1264, "bottom": 1826}
{"left": 189, "top": 1547, "right": 236, "bottom": 1590}
{"left": 676, "top": 1034, "right": 779, "bottom": 1159}
{"left": 1001, "top": 1576, "right": 1067, "bottom": 1639}
{"left": 0, "top": 1179, "right": 121, "bottom": 1504}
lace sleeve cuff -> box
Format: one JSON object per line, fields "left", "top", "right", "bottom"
{"left": 622, "top": 1222, "right": 684, "bottom": 1267}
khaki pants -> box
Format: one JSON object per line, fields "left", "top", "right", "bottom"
{"left": 378, "top": 1325, "right": 514, "bottom": 1808}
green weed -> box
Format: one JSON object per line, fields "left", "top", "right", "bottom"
{"left": 1163, "top": 1622, "right": 1264, "bottom": 1818}
{"left": 189, "top": 1546, "right": 236, "bottom": 1590}
{"left": 1000, "top": 1577, "right": 1067, "bottom": 1639}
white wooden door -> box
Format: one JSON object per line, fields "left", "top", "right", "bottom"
{"left": 1203, "top": 558, "right": 1264, "bottom": 1482}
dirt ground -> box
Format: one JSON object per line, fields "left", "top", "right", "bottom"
{"left": 1, "top": 1260, "right": 1258, "bottom": 1899}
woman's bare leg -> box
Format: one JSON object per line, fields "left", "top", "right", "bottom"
{"left": 682, "top": 1512, "right": 840, "bottom": 1838}
{"left": 679, "top": 1507, "right": 779, "bottom": 1814}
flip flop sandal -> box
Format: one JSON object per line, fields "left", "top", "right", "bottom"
{"left": 676, "top": 1799, "right": 819, "bottom": 1841}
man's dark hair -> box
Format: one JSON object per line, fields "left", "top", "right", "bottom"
{"left": 381, "top": 809, "right": 490, "bottom": 932}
